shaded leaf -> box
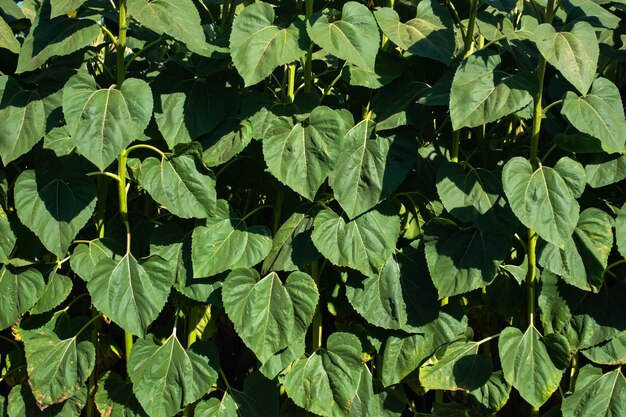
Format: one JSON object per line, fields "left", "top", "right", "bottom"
{"left": 0, "top": 266, "right": 44, "bottom": 330}
{"left": 562, "top": 366, "right": 626, "bottom": 417}
{"left": 7, "top": 384, "right": 87, "bottom": 417}
{"left": 30, "top": 269, "right": 72, "bottom": 315}
{"left": 95, "top": 371, "right": 147, "bottom": 417}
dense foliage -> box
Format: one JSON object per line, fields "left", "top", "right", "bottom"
{"left": 0, "top": 0, "right": 625, "bottom": 416}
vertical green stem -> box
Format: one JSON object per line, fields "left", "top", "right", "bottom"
{"left": 117, "top": 150, "right": 131, "bottom": 254}
{"left": 286, "top": 64, "right": 296, "bottom": 103}
{"left": 568, "top": 353, "right": 579, "bottom": 392}
{"left": 381, "top": 0, "right": 395, "bottom": 51}
{"left": 310, "top": 260, "right": 322, "bottom": 352}
{"left": 303, "top": 0, "right": 314, "bottom": 93}
{"left": 116, "top": 0, "right": 127, "bottom": 86}
{"left": 273, "top": 190, "right": 285, "bottom": 234}
{"left": 463, "top": 0, "right": 478, "bottom": 58}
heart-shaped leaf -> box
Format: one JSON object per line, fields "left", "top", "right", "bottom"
{"left": 450, "top": 49, "right": 537, "bottom": 130}
{"left": 128, "top": 335, "right": 219, "bottom": 417}
{"left": 420, "top": 341, "right": 492, "bottom": 391}
{"left": 535, "top": 22, "right": 598, "bottom": 95}
{"left": 138, "top": 154, "right": 216, "bottom": 219}
{"left": 374, "top": 0, "right": 455, "bottom": 63}
{"left": 561, "top": 365, "right": 626, "bottom": 417}
{"left": 0, "top": 266, "right": 44, "bottom": 330}
{"left": 307, "top": 2, "right": 380, "bottom": 70}
{"left": 230, "top": 1, "right": 307, "bottom": 86}
{"left": 30, "top": 268, "right": 72, "bottom": 315}
{"left": 8, "top": 384, "right": 87, "bottom": 417}
{"left": 62, "top": 73, "right": 153, "bottom": 170}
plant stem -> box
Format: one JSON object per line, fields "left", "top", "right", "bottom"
{"left": 568, "top": 353, "right": 579, "bottom": 392}
{"left": 273, "top": 190, "right": 284, "bottom": 234}
{"left": 75, "top": 314, "right": 102, "bottom": 338}
{"left": 117, "top": 150, "right": 131, "bottom": 254}
{"left": 310, "top": 260, "right": 322, "bottom": 352}
{"left": 116, "top": 0, "right": 127, "bottom": 86}
{"left": 286, "top": 64, "right": 296, "bottom": 103}
{"left": 463, "top": 0, "right": 479, "bottom": 57}
{"left": 303, "top": 0, "right": 314, "bottom": 93}
{"left": 126, "top": 143, "right": 167, "bottom": 158}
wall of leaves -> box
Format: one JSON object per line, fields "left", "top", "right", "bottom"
{"left": 0, "top": 0, "right": 625, "bottom": 416}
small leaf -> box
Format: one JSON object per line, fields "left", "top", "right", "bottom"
{"left": 561, "top": 366, "right": 626, "bottom": 417}
{"left": 534, "top": 22, "right": 599, "bottom": 95}
{"left": 561, "top": 78, "right": 626, "bottom": 154}
{"left": 191, "top": 200, "right": 272, "bottom": 278}
{"left": 468, "top": 371, "right": 511, "bottom": 413}
{"left": 30, "top": 269, "right": 72, "bottom": 315}
{"left": 450, "top": 49, "right": 537, "bottom": 130}
{"left": 62, "top": 73, "right": 153, "bottom": 170}
{"left": 0, "top": 15, "right": 19, "bottom": 53}
{"left": 0, "top": 204, "right": 16, "bottom": 263}
{"left": 14, "top": 165, "right": 97, "bottom": 258}
{"left": 420, "top": 341, "right": 492, "bottom": 391}
{"left": 50, "top": 0, "right": 86, "bottom": 18}
{"left": 311, "top": 205, "right": 400, "bottom": 278}
{"left": 380, "top": 333, "right": 434, "bottom": 387}
{"left": 374, "top": 0, "right": 455, "bottom": 63}
{"left": 502, "top": 157, "right": 579, "bottom": 246}
{"left": 329, "top": 119, "right": 418, "bottom": 219}
{"left": 222, "top": 268, "right": 318, "bottom": 363}
{"left": 498, "top": 325, "right": 564, "bottom": 408}
{"left": 138, "top": 154, "right": 216, "bottom": 219}
{"left": 283, "top": 332, "right": 363, "bottom": 417}
{"left": 128, "top": 335, "right": 219, "bottom": 417}
{"left": 23, "top": 328, "right": 95, "bottom": 406}
{"left": 308, "top": 2, "right": 380, "bottom": 70}
{"left": 95, "top": 371, "right": 148, "bottom": 417}
{"left": 0, "top": 266, "right": 44, "bottom": 330}
{"left": 43, "top": 126, "right": 75, "bottom": 157}
{"left": 264, "top": 106, "right": 347, "bottom": 200}
{"left": 230, "top": 1, "right": 307, "bottom": 86}
{"left": 200, "top": 119, "right": 253, "bottom": 167}
{"left": 585, "top": 154, "right": 626, "bottom": 188}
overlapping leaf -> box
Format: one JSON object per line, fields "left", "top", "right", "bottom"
{"left": 561, "top": 366, "right": 626, "bottom": 417}
{"left": 0, "top": 266, "right": 44, "bottom": 330}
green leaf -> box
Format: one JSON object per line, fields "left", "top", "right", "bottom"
{"left": 349, "top": 366, "right": 405, "bottom": 417}
{"left": 0, "top": 16, "right": 19, "bottom": 53}
{"left": 468, "top": 371, "right": 511, "bottom": 413}
{"left": 423, "top": 221, "right": 511, "bottom": 298}
{"left": 50, "top": 0, "right": 86, "bottom": 18}
{"left": 420, "top": 340, "right": 492, "bottom": 391}
{"left": 191, "top": 200, "right": 272, "bottom": 278}
{"left": 562, "top": 0, "right": 621, "bottom": 29}
{"left": 538, "top": 208, "right": 613, "bottom": 291}
{"left": 581, "top": 331, "right": 626, "bottom": 365}
{"left": 16, "top": 2, "right": 100, "bottom": 73}
{"left": 553, "top": 157, "right": 586, "bottom": 198}
{"left": 498, "top": 325, "right": 565, "bottom": 408}
{"left": 585, "top": 154, "right": 626, "bottom": 188}
{"left": 128, "top": 335, "right": 219, "bottom": 417}
{"left": 561, "top": 78, "right": 626, "bottom": 154}
{"left": 616, "top": 203, "right": 626, "bottom": 259}
{"left": 329, "top": 119, "right": 418, "bottom": 219}
{"left": 380, "top": 334, "right": 434, "bottom": 387}
{"left": 62, "top": 73, "right": 153, "bottom": 170}
{"left": 138, "top": 154, "right": 216, "bottom": 219}
{"left": 128, "top": 0, "right": 213, "bottom": 56}
{"left": 222, "top": 268, "right": 318, "bottom": 363}
{"left": 374, "top": 0, "right": 455, "bottom": 63}
{"left": 7, "top": 384, "right": 87, "bottom": 417}
{"left": 0, "top": 76, "right": 45, "bottom": 165}
{"left": 79, "top": 252, "right": 174, "bottom": 337}
{"left": 534, "top": 22, "right": 599, "bottom": 95}
{"left": 502, "top": 156, "right": 580, "bottom": 246}
{"left": 343, "top": 53, "right": 406, "bottom": 89}
{"left": 562, "top": 366, "right": 626, "bottom": 417}
{"left": 371, "top": 79, "right": 428, "bottom": 132}
{"left": 229, "top": 1, "right": 307, "bottom": 86}
{"left": 23, "top": 327, "right": 95, "bottom": 406}
{"left": 264, "top": 106, "right": 347, "bottom": 200}
{"left": 30, "top": 269, "right": 72, "bottom": 315}
{"left": 14, "top": 166, "right": 97, "bottom": 258}
{"left": 95, "top": 371, "right": 148, "bottom": 417}
{"left": 283, "top": 332, "right": 363, "bottom": 417}
{"left": 307, "top": 2, "right": 380, "bottom": 70}
{"left": 70, "top": 238, "right": 123, "bottom": 281}
{"left": 0, "top": 266, "right": 44, "bottom": 330}
{"left": 262, "top": 204, "right": 322, "bottom": 273}
{"left": 43, "top": 126, "right": 74, "bottom": 157}
{"left": 311, "top": 205, "right": 400, "bottom": 278}
{"left": 0, "top": 204, "right": 16, "bottom": 263}
{"left": 200, "top": 119, "right": 253, "bottom": 168}
{"left": 449, "top": 49, "right": 537, "bottom": 130}
{"left": 194, "top": 396, "right": 237, "bottom": 417}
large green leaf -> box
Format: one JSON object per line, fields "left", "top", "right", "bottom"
{"left": 423, "top": 221, "right": 511, "bottom": 298}
{"left": 307, "top": 2, "right": 380, "bottom": 70}
{"left": 561, "top": 78, "right": 626, "bottom": 154}
{"left": 222, "top": 268, "right": 318, "bottom": 363}
{"left": 380, "top": 333, "right": 434, "bottom": 387}
{"left": 95, "top": 371, "right": 147, "bottom": 417}
{"left": 348, "top": 366, "right": 404, "bottom": 417}
{"left": 191, "top": 200, "right": 272, "bottom": 278}
{"left": 50, "top": 0, "right": 86, "bottom": 18}
{"left": 7, "top": 384, "right": 87, "bottom": 417}
{"left": 374, "top": 0, "right": 454, "bottom": 63}
{"left": 0, "top": 16, "right": 19, "bottom": 53}
{"left": 283, "top": 332, "right": 363, "bottom": 417}
{"left": 538, "top": 208, "right": 612, "bottom": 291}
{"left": 138, "top": 154, "right": 216, "bottom": 219}
{"left": 30, "top": 268, "right": 72, "bottom": 315}
{"left": 23, "top": 327, "right": 95, "bottom": 406}
{"left": 498, "top": 325, "right": 565, "bottom": 408}
{"left": 581, "top": 331, "right": 626, "bottom": 365}
{"left": 616, "top": 203, "right": 626, "bottom": 259}
{"left": 0, "top": 204, "right": 16, "bottom": 263}
{"left": 200, "top": 119, "right": 253, "bottom": 168}
{"left": 264, "top": 106, "right": 347, "bottom": 200}
{"left": 502, "top": 156, "right": 580, "bottom": 246}
{"left": 468, "top": 371, "right": 511, "bottom": 413}
{"left": 450, "top": 49, "right": 537, "bottom": 130}
{"left": 585, "top": 154, "right": 626, "bottom": 188}
{"left": 0, "top": 266, "right": 44, "bottom": 330}
{"left": 62, "top": 73, "right": 153, "bottom": 170}
{"left": 0, "top": 76, "right": 45, "bottom": 165}
{"left": 77, "top": 252, "right": 174, "bottom": 337}
{"left": 14, "top": 166, "right": 97, "bottom": 258}
{"left": 311, "top": 205, "right": 399, "bottom": 278}
{"left": 419, "top": 341, "right": 492, "bottom": 391}
{"left": 329, "top": 119, "right": 418, "bottom": 219}
{"left": 16, "top": 2, "right": 100, "bottom": 73}
{"left": 128, "top": 0, "right": 213, "bottom": 56}
{"left": 230, "top": 1, "right": 307, "bottom": 86}
{"left": 534, "top": 22, "right": 598, "bottom": 95}
{"left": 128, "top": 335, "right": 219, "bottom": 417}
{"left": 561, "top": 366, "right": 626, "bottom": 417}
